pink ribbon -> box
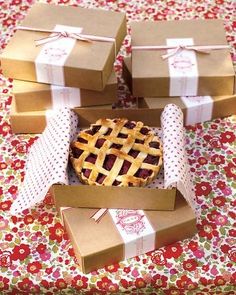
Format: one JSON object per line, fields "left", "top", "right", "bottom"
{"left": 132, "top": 44, "right": 230, "bottom": 59}
{"left": 17, "top": 26, "right": 116, "bottom": 53}
{"left": 90, "top": 208, "right": 108, "bottom": 223}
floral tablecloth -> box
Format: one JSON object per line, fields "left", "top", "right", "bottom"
{"left": 0, "top": 0, "right": 236, "bottom": 294}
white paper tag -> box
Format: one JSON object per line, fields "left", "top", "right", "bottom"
{"left": 167, "top": 38, "right": 198, "bottom": 96}
{"left": 181, "top": 96, "right": 213, "bottom": 125}
{"left": 50, "top": 85, "right": 81, "bottom": 109}
{"left": 35, "top": 25, "right": 83, "bottom": 85}
{"left": 109, "top": 209, "right": 155, "bottom": 259}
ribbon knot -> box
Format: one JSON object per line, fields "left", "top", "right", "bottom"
{"left": 131, "top": 44, "right": 230, "bottom": 59}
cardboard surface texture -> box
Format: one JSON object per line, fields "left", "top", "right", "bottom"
{"left": 13, "top": 70, "right": 117, "bottom": 112}
{"left": 61, "top": 195, "right": 197, "bottom": 273}
{"left": 131, "top": 20, "right": 235, "bottom": 97}
{"left": 0, "top": 3, "right": 126, "bottom": 91}
{"left": 122, "top": 57, "right": 236, "bottom": 125}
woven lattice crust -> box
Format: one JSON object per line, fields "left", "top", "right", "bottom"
{"left": 70, "top": 118, "right": 163, "bottom": 187}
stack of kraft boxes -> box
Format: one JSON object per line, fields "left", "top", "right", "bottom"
{"left": 4, "top": 3, "right": 126, "bottom": 134}
{"left": 124, "top": 20, "right": 236, "bottom": 126}
{"left": 2, "top": 3, "right": 236, "bottom": 274}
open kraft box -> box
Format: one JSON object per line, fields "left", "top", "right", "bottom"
{"left": 11, "top": 104, "right": 194, "bottom": 214}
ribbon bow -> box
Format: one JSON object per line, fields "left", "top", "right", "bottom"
{"left": 17, "top": 26, "right": 116, "bottom": 54}
{"left": 131, "top": 44, "right": 230, "bottom": 59}
{"left": 34, "top": 31, "right": 92, "bottom": 47}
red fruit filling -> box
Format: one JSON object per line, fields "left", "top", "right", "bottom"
{"left": 71, "top": 147, "right": 83, "bottom": 158}
{"left": 110, "top": 143, "right": 122, "bottom": 150}
{"left": 144, "top": 155, "right": 159, "bottom": 165}
{"left": 77, "top": 137, "right": 88, "bottom": 143}
{"left": 82, "top": 169, "right": 91, "bottom": 178}
{"left": 128, "top": 149, "right": 139, "bottom": 158}
{"left": 95, "top": 138, "right": 106, "bottom": 148}
{"left": 140, "top": 127, "right": 149, "bottom": 135}
{"left": 119, "top": 160, "right": 131, "bottom": 175}
{"left": 96, "top": 173, "right": 106, "bottom": 184}
{"left": 104, "top": 154, "right": 117, "bottom": 171}
{"left": 149, "top": 141, "right": 160, "bottom": 149}
{"left": 134, "top": 169, "right": 152, "bottom": 179}
{"left": 124, "top": 121, "right": 136, "bottom": 129}
{"left": 92, "top": 125, "right": 101, "bottom": 133}
{"left": 85, "top": 129, "right": 93, "bottom": 135}
{"left": 85, "top": 153, "right": 97, "bottom": 164}
{"left": 104, "top": 128, "right": 112, "bottom": 135}
{"left": 118, "top": 133, "right": 128, "bottom": 138}
{"left": 113, "top": 180, "right": 121, "bottom": 186}
{"left": 135, "top": 139, "right": 144, "bottom": 144}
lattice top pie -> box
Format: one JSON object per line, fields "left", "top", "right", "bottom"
{"left": 70, "top": 118, "right": 163, "bottom": 187}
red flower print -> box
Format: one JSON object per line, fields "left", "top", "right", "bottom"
{"left": 5, "top": 233, "right": 13, "bottom": 242}
{"left": 151, "top": 249, "right": 167, "bottom": 265}
{"left": 216, "top": 180, "right": 226, "bottom": 190}
{"left": 195, "top": 181, "right": 212, "bottom": 196}
{"left": 164, "top": 243, "right": 183, "bottom": 259}
{"left": 154, "top": 12, "right": 166, "bottom": 20}
{"left": 11, "top": 244, "right": 30, "bottom": 261}
{"left": 210, "top": 154, "right": 225, "bottom": 165}
{"left": 0, "top": 162, "right": 7, "bottom": 170}
{"left": 97, "top": 277, "right": 113, "bottom": 290}
{"left": 228, "top": 248, "right": 236, "bottom": 262}
{"left": 0, "top": 188, "right": 3, "bottom": 195}
{"left": 188, "top": 241, "right": 198, "bottom": 252}
{"left": 27, "top": 261, "right": 42, "bottom": 274}
{"left": 48, "top": 222, "right": 65, "bottom": 243}
{"left": 220, "top": 131, "right": 235, "bottom": 143}
{"left": 204, "top": 11, "right": 217, "bottom": 19}
{"left": 71, "top": 275, "right": 88, "bottom": 290}
{"left": 198, "top": 219, "right": 218, "bottom": 240}
{"left": 151, "top": 274, "right": 168, "bottom": 288}
{"left": 0, "top": 276, "right": 9, "bottom": 291}
{"left": 120, "top": 278, "right": 131, "bottom": 289}
{"left": 55, "top": 278, "right": 67, "bottom": 290}
{"left": 11, "top": 159, "right": 25, "bottom": 170}
{"left": 176, "top": 275, "right": 198, "bottom": 290}
{"left": 134, "top": 277, "right": 146, "bottom": 289}
{"left": 0, "top": 200, "right": 12, "bottom": 211}
{"left": 197, "top": 157, "right": 208, "bottom": 165}
{"left": 0, "top": 251, "right": 12, "bottom": 267}
{"left": 0, "top": 122, "right": 11, "bottom": 136}
{"left": 183, "top": 258, "right": 198, "bottom": 271}
{"left": 23, "top": 214, "right": 35, "bottom": 225}
{"left": 105, "top": 263, "right": 119, "bottom": 273}
{"left": 214, "top": 275, "right": 226, "bottom": 286}
{"left": 36, "top": 243, "right": 47, "bottom": 254}
{"left": 229, "top": 229, "right": 236, "bottom": 237}
{"left": 213, "top": 196, "right": 226, "bottom": 207}
{"left": 207, "top": 209, "right": 220, "bottom": 222}
{"left": 18, "top": 278, "right": 34, "bottom": 291}
{"left": 11, "top": 0, "right": 22, "bottom": 5}
{"left": 220, "top": 244, "right": 231, "bottom": 253}
{"left": 224, "top": 163, "right": 236, "bottom": 180}
{"left": 2, "top": 17, "right": 16, "bottom": 27}
{"left": 38, "top": 212, "right": 54, "bottom": 225}
{"left": 8, "top": 185, "right": 18, "bottom": 195}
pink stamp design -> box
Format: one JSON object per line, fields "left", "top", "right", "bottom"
{"left": 171, "top": 54, "right": 195, "bottom": 71}
{"left": 43, "top": 47, "right": 67, "bottom": 62}
{"left": 115, "top": 210, "right": 146, "bottom": 235}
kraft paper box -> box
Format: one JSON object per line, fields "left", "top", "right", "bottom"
{"left": 61, "top": 196, "right": 197, "bottom": 273}
{"left": 131, "top": 20, "right": 235, "bottom": 97}
{"left": 10, "top": 98, "right": 114, "bottom": 134}
{"left": 13, "top": 70, "right": 117, "bottom": 112}
{"left": 10, "top": 105, "right": 195, "bottom": 214}
{"left": 0, "top": 3, "right": 126, "bottom": 91}
{"left": 123, "top": 57, "right": 236, "bottom": 125}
